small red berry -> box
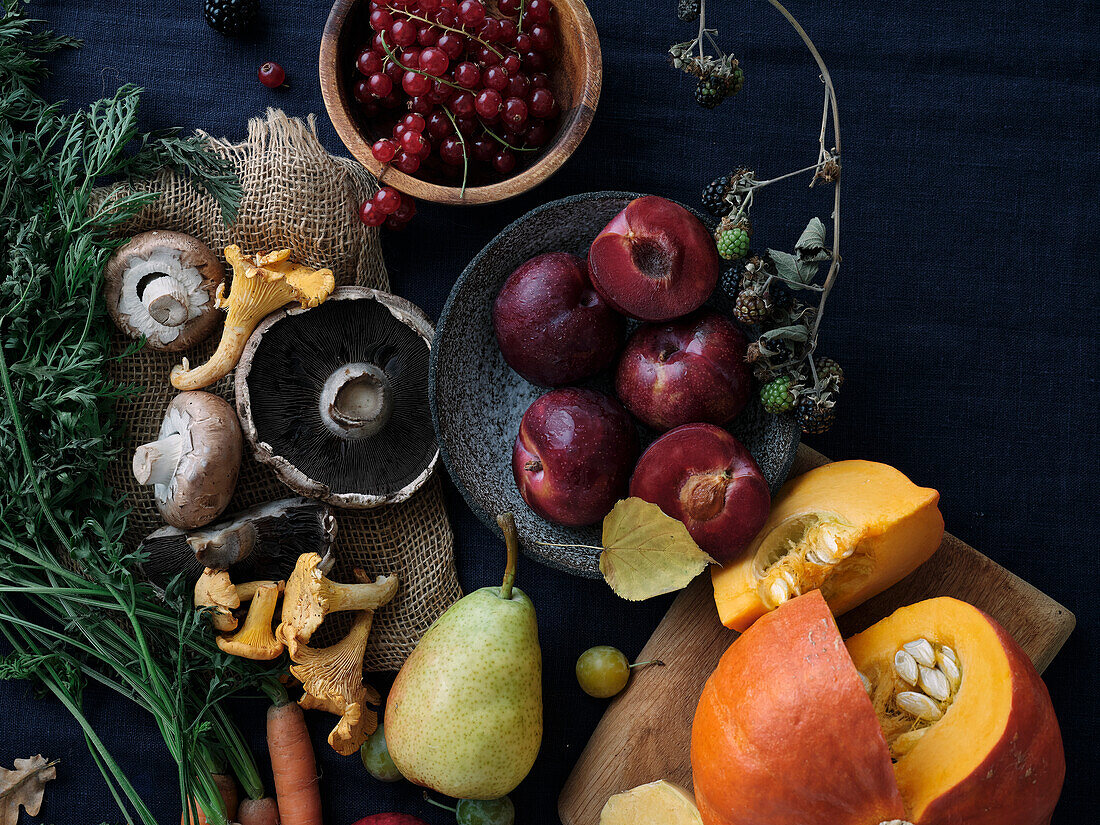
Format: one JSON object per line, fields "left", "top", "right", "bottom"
{"left": 526, "top": 0, "right": 551, "bottom": 24}
{"left": 368, "top": 72, "right": 393, "bottom": 97}
{"left": 357, "top": 49, "right": 383, "bottom": 76}
{"left": 390, "top": 19, "right": 417, "bottom": 46}
{"left": 419, "top": 47, "right": 449, "bottom": 76}
{"left": 439, "top": 136, "right": 465, "bottom": 165}
{"left": 502, "top": 97, "right": 528, "bottom": 128}
{"left": 373, "top": 186, "right": 402, "bottom": 214}
{"left": 392, "top": 150, "right": 421, "bottom": 174}
{"left": 492, "top": 149, "right": 516, "bottom": 174}
{"left": 402, "top": 113, "right": 427, "bottom": 132}
{"left": 437, "top": 33, "right": 465, "bottom": 59}
{"left": 258, "top": 62, "right": 286, "bottom": 88}
{"left": 458, "top": 0, "right": 486, "bottom": 26}
{"left": 402, "top": 70, "right": 432, "bottom": 97}
{"left": 372, "top": 138, "right": 398, "bottom": 164}
{"left": 475, "top": 88, "right": 502, "bottom": 119}
{"left": 454, "top": 61, "right": 481, "bottom": 89}
{"left": 392, "top": 196, "right": 417, "bottom": 224}
{"left": 359, "top": 199, "right": 386, "bottom": 227}
{"left": 529, "top": 87, "right": 556, "bottom": 118}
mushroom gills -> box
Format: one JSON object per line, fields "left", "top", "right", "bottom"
{"left": 244, "top": 296, "right": 436, "bottom": 499}
{"left": 139, "top": 497, "right": 337, "bottom": 591}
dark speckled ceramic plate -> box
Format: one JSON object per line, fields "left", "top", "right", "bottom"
{"left": 429, "top": 191, "right": 800, "bottom": 578}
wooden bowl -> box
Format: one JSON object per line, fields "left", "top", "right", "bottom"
{"left": 320, "top": 0, "right": 602, "bottom": 206}
{"left": 429, "top": 192, "right": 801, "bottom": 578}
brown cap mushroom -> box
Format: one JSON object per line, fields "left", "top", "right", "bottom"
{"left": 235, "top": 287, "right": 439, "bottom": 508}
{"left": 289, "top": 610, "right": 383, "bottom": 755}
{"left": 133, "top": 391, "right": 243, "bottom": 530}
{"left": 104, "top": 230, "right": 224, "bottom": 352}
{"left": 216, "top": 582, "right": 284, "bottom": 660}
{"left": 139, "top": 497, "right": 337, "bottom": 590}
{"left": 279, "top": 553, "right": 398, "bottom": 645}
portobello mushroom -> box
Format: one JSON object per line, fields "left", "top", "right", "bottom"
{"left": 235, "top": 286, "right": 438, "bottom": 508}
{"left": 139, "top": 497, "right": 337, "bottom": 590}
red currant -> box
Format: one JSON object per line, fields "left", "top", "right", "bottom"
{"left": 498, "top": 19, "right": 518, "bottom": 43}
{"left": 475, "top": 88, "right": 502, "bottom": 119}
{"left": 525, "top": 120, "right": 552, "bottom": 147}
{"left": 529, "top": 24, "right": 554, "bottom": 52}
{"left": 458, "top": 0, "right": 486, "bottom": 26}
{"left": 417, "top": 25, "right": 438, "bottom": 47}
{"left": 358, "top": 199, "right": 386, "bottom": 227}
{"left": 523, "top": 50, "right": 547, "bottom": 71}
{"left": 454, "top": 116, "right": 477, "bottom": 135}
{"left": 427, "top": 110, "right": 453, "bottom": 137}
{"left": 502, "top": 53, "right": 522, "bottom": 75}
{"left": 419, "top": 0, "right": 442, "bottom": 10}
{"left": 409, "top": 94, "right": 434, "bottom": 113}
{"left": 392, "top": 150, "right": 421, "bottom": 174}
{"left": 391, "top": 196, "right": 417, "bottom": 224}
{"left": 372, "top": 138, "right": 398, "bottom": 163}
{"left": 475, "top": 45, "right": 501, "bottom": 67}
{"left": 369, "top": 9, "right": 393, "bottom": 32}
{"left": 506, "top": 73, "right": 529, "bottom": 99}
{"left": 368, "top": 72, "right": 393, "bottom": 97}
{"left": 526, "top": 0, "right": 551, "bottom": 24}
{"left": 357, "top": 49, "right": 383, "bottom": 76}
{"left": 530, "top": 71, "right": 550, "bottom": 89}
{"left": 437, "top": 32, "right": 465, "bottom": 59}
{"left": 390, "top": 19, "right": 417, "bottom": 46}
{"left": 454, "top": 61, "right": 481, "bottom": 88}
{"left": 484, "top": 65, "right": 509, "bottom": 91}
{"left": 433, "top": 7, "right": 457, "bottom": 27}
{"left": 353, "top": 78, "right": 373, "bottom": 103}
{"left": 493, "top": 149, "right": 516, "bottom": 174}
{"left": 499, "top": 0, "right": 520, "bottom": 14}
{"left": 400, "top": 47, "right": 421, "bottom": 68}
{"left": 419, "top": 47, "right": 449, "bottom": 76}
{"left": 449, "top": 90, "right": 476, "bottom": 117}
{"left": 478, "top": 17, "right": 501, "bottom": 42}
{"left": 503, "top": 97, "right": 528, "bottom": 128}
{"left": 373, "top": 186, "right": 402, "bottom": 214}
{"left": 402, "top": 70, "right": 432, "bottom": 96}
{"left": 380, "top": 90, "right": 404, "bottom": 108}
{"left": 439, "top": 135, "right": 465, "bottom": 165}
{"left": 471, "top": 135, "right": 495, "bottom": 163}
{"left": 513, "top": 34, "right": 531, "bottom": 53}
{"left": 384, "top": 58, "right": 404, "bottom": 80}
{"left": 528, "top": 86, "right": 555, "bottom": 118}
{"left": 372, "top": 31, "right": 388, "bottom": 53}
{"left": 429, "top": 78, "right": 454, "bottom": 102}
{"left": 402, "top": 112, "right": 427, "bottom": 132}
{"left": 393, "top": 122, "right": 409, "bottom": 141}
{"left": 258, "top": 61, "right": 286, "bottom": 88}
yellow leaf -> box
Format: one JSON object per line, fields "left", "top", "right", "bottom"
{"left": 599, "top": 498, "right": 715, "bottom": 601}
{"left": 0, "top": 755, "right": 57, "bottom": 825}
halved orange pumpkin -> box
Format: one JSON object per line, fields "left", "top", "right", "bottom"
{"left": 691, "top": 591, "right": 1064, "bottom": 825}
{"left": 712, "top": 460, "right": 943, "bottom": 631}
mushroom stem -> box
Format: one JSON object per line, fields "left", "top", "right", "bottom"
{"left": 497, "top": 512, "right": 519, "bottom": 601}
{"left": 320, "top": 363, "right": 393, "bottom": 440}
{"left": 170, "top": 324, "right": 251, "bottom": 391}
{"left": 133, "top": 432, "right": 185, "bottom": 487}
{"left": 141, "top": 275, "right": 190, "bottom": 326}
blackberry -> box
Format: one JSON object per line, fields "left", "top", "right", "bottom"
{"left": 204, "top": 0, "right": 259, "bottom": 35}
{"left": 694, "top": 76, "right": 725, "bottom": 109}
{"left": 766, "top": 278, "right": 794, "bottom": 315}
{"left": 723, "top": 66, "right": 745, "bottom": 96}
{"left": 734, "top": 290, "right": 767, "bottom": 325}
{"left": 716, "top": 218, "right": 751, "bottom": 260}
{"left": 761, "top": 376, "right": 797, "bottom": 415}
{"left": 796, "top": 394, "right": 837, "bottom": 435}
{"left": 762, "top": 338, "right": 792, "bottom": 364}
{"left": 815, "top": 356, "right": 845, "bottom": 387}
{"left": 677, "top": 0, "right": 701, "bottom": 22}
{"left": 702, "top": 174, "right": 733, "bottom": 216}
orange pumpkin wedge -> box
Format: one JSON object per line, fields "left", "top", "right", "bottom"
{"left": 691, "top": 591, "right": 1065, "bottom": 825}
{"left": 712, "top": 460, "right": 943, "bottom": 631}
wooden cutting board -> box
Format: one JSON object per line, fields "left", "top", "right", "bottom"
{"left": 558, "top": 444, "right": 1076, "bottom": 825}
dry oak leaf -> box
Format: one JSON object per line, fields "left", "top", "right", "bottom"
{"left": 0, "top": 755, "right": 58, "bottom": 825}
{"left": 600, "top": 498, "right": 716, "bottom": 601}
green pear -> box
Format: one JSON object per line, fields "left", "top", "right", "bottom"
{"left": 385, "top": 512, "right": 542, "bottom": 799}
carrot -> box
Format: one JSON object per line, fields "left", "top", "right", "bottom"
{"left": 182, "top": 773, "right": 239, "bottom": 825}
{"left": 238, "top": 797, "right": 281, "bottom": 825}
{"left": 267, "top": 699, "right": 322, "bottom": 825}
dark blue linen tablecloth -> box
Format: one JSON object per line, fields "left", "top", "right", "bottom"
{"left": 4, "top": 1, "right": 1097, "bottom": 822}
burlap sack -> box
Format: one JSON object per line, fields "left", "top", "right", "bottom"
{"left": 97, "top": 109, "right": 461, "bottom": 671}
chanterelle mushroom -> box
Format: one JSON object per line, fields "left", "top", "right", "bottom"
{"left": 104, "top": 230, "right": 224, "bottom": 351}
{"left": 194, "top": 568, "right": 285, "bottom": 633}
{"left": 170, "top": 246, "right": 335, "bottom": 391}
{"left": 235, "top": 287, "right": 438, "bottom": 508}
{"left": 279, "top": 553, "right": 399, "bottom": 645}
{"left": 139, "top": 498, "right": 337, "bottom": 590}
{"left": 132, "top": 392, "right": 243, "bottom": 529}
{"left": 289, "top": 610, "right": 383, "bottom": 755}
{"left": 216, "top": 582, "right": 284, "bottom": 660}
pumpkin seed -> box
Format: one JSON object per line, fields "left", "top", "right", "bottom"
{"left": 918, "top": 665, "right": 950, "bottom": 701}
{"left": 858, "top": 670, "right": 873, "bottom": 696}
{"left": 893, "top": 649, "right": 919, "bottom": 685}
{"left": 891, "top": 728, "right": 926, "bottom": 757}
{"left": 903, "top": 638, "right": 936, "bottom": 667}
{"left": 938, "top": 645, "right": 957, "bottom": 664}
{"left": 766, "top": 577, "right": 790, "bottom": 607}
{"left": 937, "top": 651, "right": 961, "bottom": 690}
{"left": 896, "top": 690, "right": 943, "bottom": 721}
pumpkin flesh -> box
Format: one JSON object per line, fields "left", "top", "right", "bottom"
{"left": 712, "top": 460, "right": 943, "bottom": 631}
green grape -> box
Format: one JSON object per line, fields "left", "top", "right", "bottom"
{"left": 576, "top": 645, "right": 630, "bottom": 698}
{"left": 360, "top": 721, "right": 403, "bottom": 782}
{"left": 455, "top": 796, "right": 515, "bottom": 825}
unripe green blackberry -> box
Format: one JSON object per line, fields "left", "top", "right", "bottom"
{"left": 723, "top": 66, "right": 745, "bottom": 96}
{"left": 716, "top": 217, "right": 752, "bottom": 260}
{"left": 734, "top": 289, "right": 767, "bottom": 324}
{"left": 797, "top": 395, "right": 837, "bottom": 434}
{"left": 761, "top": 376, "right": 796, "bottom": 414}
{"left": 814, "top": 356, "right": 845, "bottom": 387}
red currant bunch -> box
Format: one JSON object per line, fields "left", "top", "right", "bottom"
{"left": 359, "top": 185, "right": 417, "bottom": 230}
{"left": 353, "top": 0, "right": 561, "bottom": 186}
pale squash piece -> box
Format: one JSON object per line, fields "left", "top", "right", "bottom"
{"left": 712, "top": 460, "right": 943, "bottom": 631}
{"left": 600, "top": 780, "right": 703, "bottom": 825}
